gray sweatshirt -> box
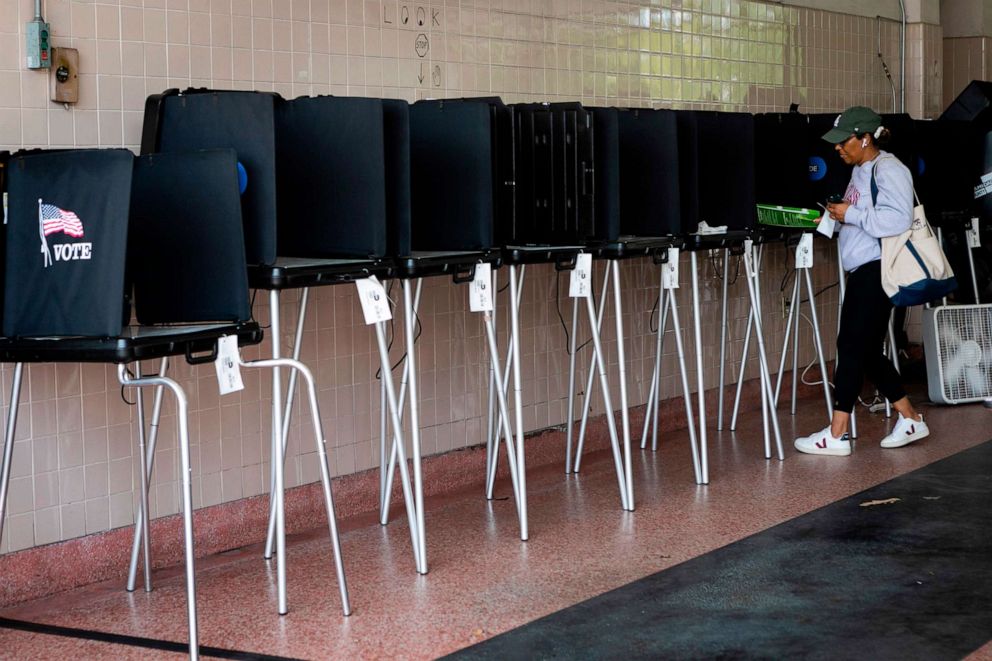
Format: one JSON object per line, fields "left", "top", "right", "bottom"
{"left": 837, "top": 150, "right": 914, "bottom": 272}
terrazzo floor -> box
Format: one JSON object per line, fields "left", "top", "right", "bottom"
{"left": 1, "top": 387, "right": 991, "bottom": 660}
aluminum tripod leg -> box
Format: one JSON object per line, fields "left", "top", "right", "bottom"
{"left": 380, "top": 280, "right": 422, "bottom": 524}
{"left": 668, "top": 285, "right": 703, "bottom": 483}
{"left": 403, "top": 279, "right": 428, "bottom": 574}
{"left": 482, "top": 312, "right": 522, "bottom": 518}
{"left": 239, "top": 355, "right": 351, "bottom": 614}
{"left": 573, "top": 263, "right": 612, "bottom": 472}
{"left": 690, "top": 251, "right": 708, "bottom": 483}
{"left": 583, "top": 290, "right": 630, "bottom": 510}
{"left": 0, "top": 363, "right": 24, "bottom": 552}
{"left": 491, "top": 266, "right": 525, "bottom": 461}
{"left": 803, "top": 267, "right": 834, "bottom": 420}
{"left": 651, "top": 289, "right": 670, "bottom": 453}
{"left": 717, "top": 249, "right": 730, "bottom": 430}
{"left": 266, "top": 290, "right": 288, "bottom": 612}
{"left": 486, "top": 264, "right": 527, "bottom": 492}
{"left": 791, "top": 279, "right": 800, "bottom": 416}
{"left": 640, "top": 285, "right": 665, "bottom": 451}
{"left": 374, "top": 321, "right": 422, "bottom": 570}
{"left": 564, "top": 293, "right": 579, "bottom": 473}
{"left": 485, "top": 270, "right": 498, "bottom": 487}
{"left": 265, "top": 289, "right": 309, "bottom": 559}
{"left": 773, "top": 274, "right": 801, "bottom": 409}
{"left": 508, "top": 266, "right": 529, "bottom": 537}
{"left": 752, "top": 247, "right": 772, "bottom": 460}
{"left": 118, "top": 366, "right": 199, "bottom": 659}
{"left": 742, "top": 247, "right": 785, "bottom": 461}
{"left": 730, "top": 245, "right": 766, "bottom": 432}
{"left": 610, "top": 261, "right": 634, "bottom": 510}
{"left": 127, "top": 357, "right": 168, "bottom": 592}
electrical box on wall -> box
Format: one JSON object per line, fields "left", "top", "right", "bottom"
{"left": 50, "top": 48, "right": 79, "bottom": 104}
{"left": 25, "top": 18, "right": 51, "bottom": 69}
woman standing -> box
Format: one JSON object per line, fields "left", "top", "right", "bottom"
{"left": 794, "top": 106, "right": 929, "bottom": 456}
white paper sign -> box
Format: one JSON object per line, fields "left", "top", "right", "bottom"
{"left": 355, "top": 276, "right": 392, "bottom": 325}
{"left": 795, "top": 233, "right": 814, "bottom": 269}
{"left": 469, "top": 263, "right": 494, "bottom": 312}
{"left": 662, "top": 248, "right": 680, "bottom": 289}
{"left": 569, "top": 253, "right": 593, "bottom": 298}
{"left": 816, "top": 213, "right": 835, "bottom": 238}
{"left": 968, "top": 219, "right": 982, "bottom": 248}
{"left": 214, "top": 335, "right": 244, "bottom": 395}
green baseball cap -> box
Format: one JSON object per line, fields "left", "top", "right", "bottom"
{"left": 821, "top": 106, "right": 882, "bottom": 144}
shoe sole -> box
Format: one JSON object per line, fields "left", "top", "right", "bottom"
{"left": 794, "top": 443, "right": 852, "bottom": 457}
{"left": 880, "top": 429, "right": 929, "bottom": 449}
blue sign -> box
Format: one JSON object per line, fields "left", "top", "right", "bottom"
{"left": 237, "top": 161, "right": 248, "bottom": 194}
{"left": 808, "top": 156, "right": 827, "bottom": 182}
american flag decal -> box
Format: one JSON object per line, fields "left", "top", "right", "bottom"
{"left": 40, "top": 203, "right": 84, "bottom": 238}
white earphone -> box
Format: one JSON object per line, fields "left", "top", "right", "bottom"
{"left": 862, "top": 138, "right": 868, "bottom": 148}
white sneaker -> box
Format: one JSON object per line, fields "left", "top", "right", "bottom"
{"left": 880, "top": 414, "right": 929, "bottom": 448}
{"left": 794, "top": 426, "right": 852, "bottom": 456}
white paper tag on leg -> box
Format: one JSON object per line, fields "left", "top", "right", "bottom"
{"left": 968, "top": 219, "right": 982, "bottom": 248}
{"left": 569, "top": 253, "right": 593, "bottom": 298}
{"left": 355, "top": 276, "right": 392, "bottom": 325}
{"left": 215, "top": 335, "right": 244, "bottom": 395}
{"left": 469, "top": 263, "right": 494, "bottom": 312}
{"left": 796, "top": 233, "right": 814, "bottom": 269}
{"left": 662, "top": 248, "right": 680, "bottom": 289}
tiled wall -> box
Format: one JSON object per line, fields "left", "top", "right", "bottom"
{"left": 943, "top": 36, "right": 990, "bottom": 107}
{"left": 0, "top": 0, "right": 931, "bottom": 554}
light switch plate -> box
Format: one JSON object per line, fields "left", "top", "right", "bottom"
{"left": 50, "top": 47, "right": 79, "bottom": 104}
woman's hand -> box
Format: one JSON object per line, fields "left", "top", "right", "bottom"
{"left": 825, "top": 201, "right": 849, "bottom": 222}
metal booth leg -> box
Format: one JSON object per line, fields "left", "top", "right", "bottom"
{"left": 0, "top": 363, "right": 25, "bottom": 550}
{"left": 118, "top": 366, "right": 200, "bottom": 660}
{"left": 573, "top": 263, "right": 613, "bottom": 472}
{"left": 507, "top": 265, "right": 529, "bottom": 538}
{"left": 610, "top": 260, "right": 634, "bottom": 510}
{"left": 265, "top": 289, "right": 309, "bottom": 559}
{"left": 381, "top": 280, "right": 422, "bottom": 523}
{"left": 741, "top": 244, "right": 784, "bottom": 461}
{"left": 773, "top": 273, "right": 800, "bottom": 409}
{"left": 564, "top": 293, "right": 579, "bottom": 473}
{"left": 640, "top": 284, "right": 665, "bottom": 451}
{"left": 490, "top": 266, "right": 525, "bottom": 486}
{"left": 717, "top": 249, "right": 730, "bottom": 431}
{"left": 127, "top": 357, "right": 168, "bottom": 592}
{"left": 374, "top": 319, "right": 423, "bottom": 570}
{"left": 689, "top": 251, "right": 708, "bottom": 484}
{"left": 403, "top": 279, "right": 428, "bottom": 574}
{"left": 238, "top": 353, "right": 351, "bottom": 615}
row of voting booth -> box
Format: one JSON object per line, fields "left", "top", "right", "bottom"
{"left": 0, "top": 88, "right": 989, "bottom": 659}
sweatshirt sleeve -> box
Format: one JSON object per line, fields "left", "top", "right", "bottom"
{"left": 844, "top": 158, "right": 914, "bottom": 238}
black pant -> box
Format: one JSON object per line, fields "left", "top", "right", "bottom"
{"left": 833, "top": 260, "right": 906, "bottom": 413}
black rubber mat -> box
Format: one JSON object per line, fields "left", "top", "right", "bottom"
{"left": 447, "top": 441, "right": 992, "bottom": 660}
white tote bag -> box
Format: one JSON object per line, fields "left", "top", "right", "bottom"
{"left": 870, "top": 160, "right": 957, "bottom": 306}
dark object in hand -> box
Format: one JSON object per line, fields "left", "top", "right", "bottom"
{"left": 826, "top": 193, "right": 844, "bottom": 204}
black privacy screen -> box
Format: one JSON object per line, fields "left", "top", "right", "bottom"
{"left": 513, "top": 102, "right": 595, "bottom": 245}
{"left": 146, "top": 90, "right": 280, "bottom": 265}
{"left": 4, "top": 149, "right": 133, "bottom": 337}
{"left": 277, "top": 95, "right": 392, "bottom": 259}
{"left": 755, "top": 112, "right": 811, "bottom": 209}
{"left": 129, "top": 149, "right": 251, "bottom": 325}
{"left": 617, "top": 107, "right": 681, "bottom": 237}
{"left": 694, "top": 111, "right": 756, "bottom": 231}
{"left": 914, "top": 119, "right": 982, "bottom": 225}
{"left": 409, "top": 100, "right": 497, "bottom": 252}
